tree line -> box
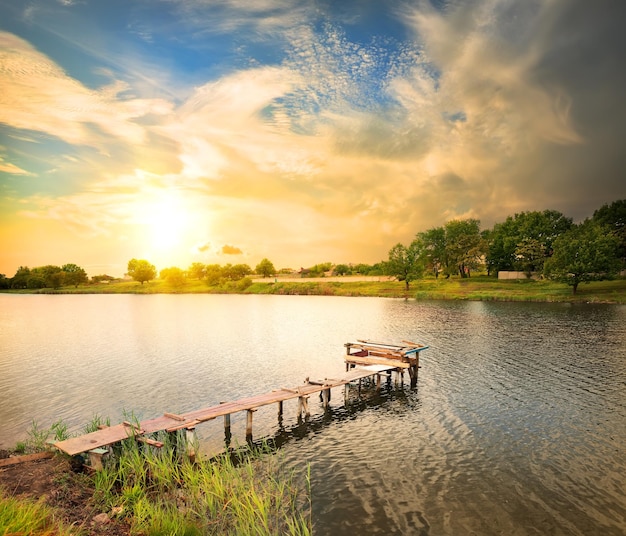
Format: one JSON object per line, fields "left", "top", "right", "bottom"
{"left": 0, "top": 264, "right": 89, "bottom": 290}
{"left": 385, "top": 199, "right": 625, "bottom": 294}
{"left": 2, "top": 199, "right": 623, "bottom": 294}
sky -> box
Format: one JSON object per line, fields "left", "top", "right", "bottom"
{"left": 1, "top": 0, "right": 625, "bottom": 278}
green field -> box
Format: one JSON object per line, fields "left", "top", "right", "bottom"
{"left": 6, "top": 276, "right": 626, "bottom": 303}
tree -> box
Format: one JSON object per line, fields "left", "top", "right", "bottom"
{"left": 30, "top": 265, "right": 64, "bottom": 288}
{"left": 205, "top": 264, "right": 223, "bottom": 286}
{"left": 223, "top": 263, "right": 252, "bottom": 281}
{"left": 514, "top": 238, "right": 545, "bottom": 278}
{"left": 92, "top": 274, "right": 115, "bottom": 284}
{"left": 255, "top": 258, "right": 276, "bottom": 278}
{"left": 385, "top": 241, "right": 424, "bottom": 291}
{"left": 593, "top": 199, "right": 626, "bottom": 270}
{"left": 11, "top": 266, "right": 30, "bottom": 289}
{"left": 303, "top": 262, "right": 332, "bottom": 277}
{"left": 160, "top": 266, "right": 186, "bottom": 287}
{"left": 127, "top": 258, "right": 156, "bottom": 285}
{"left": 62, "top": 263, "right": 88, "bottom": 288}
{"left": 544, "top": 220, "right": 620, "bottom": 294}
{"left": 486, "top": 210, "right": 572, "bottom": 274}
{"left": 417, "top": 227, "right": 446, "bottom": 278}
{"left": 333, "top": 264, "right": 351, "bottom": 276}
{"left": 444, "top": 219, "right": 484, "bottom": 277}
{"left": 188, "top": 262, "right": 207, "bottom": 280}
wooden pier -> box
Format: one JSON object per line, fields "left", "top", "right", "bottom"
{"left": 53, "top": 340, "right": 428, "bottom": 466}
{"left": 345, "top": 339, "right": 428, "bottom": 387}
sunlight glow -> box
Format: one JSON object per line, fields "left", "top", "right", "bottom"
{"left": 140, "top": 193, "right": 192, "bottom": 252}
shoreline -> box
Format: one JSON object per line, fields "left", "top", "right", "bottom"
{"left": 2, "top": 276, "right": 625, "bottom": 304}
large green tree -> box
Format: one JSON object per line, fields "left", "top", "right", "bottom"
{"left": 544, "top": 220, "right": 620, "bottom": 294}
{"left": 417, "top": 227, "right": 446, "bottom": 278}
{"left": 205, "top": 264, "right": 223, "bottom": 286}
{"left": 255, "top": 258, "right": 276, "bottom": 278}
{"left": 127, "top": 258, "right": 157, "bottom": 285}
{"left": 11, "top": 266, "right": 30, "bottom": 289}
{"left": 386, "top": 241, "right": 424, "bottom": 290}
{"left": 486, "top": 210, "right": 572, "bottom": 274}
{"left": 592, "top": 199, "right": 626, "bottom": 270}
{"left": 62, "top": 263, "right": 88, "bottom": 288}
{"left": 30, "top": 265, "right": 64, "bottom": 289}
{"left": 160, "top": 266, "right": 186, "bottom": 287}
{"left": 223, "top": 263, "right": 252, "bottom": 281}
{"left": 444, "top": 219, "right": 484, "bottom": 278}
{"left": 188, "top": 262, "right": 207, "bottom": 280}
{"left": 514, "top": 238, "right": 545, "bottom": 278}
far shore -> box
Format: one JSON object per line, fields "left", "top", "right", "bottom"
{"left": 2, "top": 275, "right": 626, "bottom": 304}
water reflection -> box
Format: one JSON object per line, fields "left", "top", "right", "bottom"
{"left": 1, "top": 295, "right": 625, "bottom": 535}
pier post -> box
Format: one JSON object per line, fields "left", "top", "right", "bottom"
{"left": 278, "top": 400, "right": 283, "bottom": 417}
{"left": 185, "top": 428, "right": 197, "bottom": 462}
{"left": 246, "top": 409, "right": 256, "bottom": 440}
{"left": 297, "top": 396, "right": 310, "bottom": 418}
{"left": 322, "top": 387, "right": 331, "bottom": 408}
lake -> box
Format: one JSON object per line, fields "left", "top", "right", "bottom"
{"left": 1, "top": 294, "right": 625, "bottom": 535}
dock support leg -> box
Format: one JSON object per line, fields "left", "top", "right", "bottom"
{"left": 278, "top": 400, "right": 283, "bottom": 417}
{"left": 87, "top": 448, "right": 108, "bottom": 471}
{"left": 409, "top": 365, "right": 418, "bottom": 387}
{"left": 223, "top": 413, "right": 232, "bottom": 446}
{"left": 246, "top": 409, "right": 256, "bottom": 441}
{"left": 322, "top": 388, "right": 331, "bottom": 409}
{"left": 376, "top": 374, "right": 381, "bottom": 390}
{"left": 297, "top": 396, "right": 310, "bottom": 418}
{"left": 185, "top": 428, "right": 197, "bottom": 463}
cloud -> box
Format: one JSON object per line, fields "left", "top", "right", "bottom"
{"left": 165, "top": 0, "right": 311, "bottom": 36}
{"left": 0, "top": 157, "right": 32, "bottom": 175}
{"left": 195, "top": 242, "right": 211, "bottom": 253}
{"left": 220, "top": 244, "right": 243, "bottom": 255}
{"left": 0, "top": 32, "right": 172, "bottom": 150}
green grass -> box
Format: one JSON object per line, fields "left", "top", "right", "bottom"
{"left": 247, "top": 277, "right": 626, "bottom": 303}
{"left": 0, "top": 489, "right": 77, "bottom": 536}
{"left": 93, "top": 437, "right": 311, "bottom": 535}
{"left": 4, "top": 275, "right": 626, "bottom": 302}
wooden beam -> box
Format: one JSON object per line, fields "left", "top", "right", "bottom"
{"left": 164, "top": 412, "right": 185, "bottom": 421}
{"left": 0, "top": 451, "right": 54, "bottom": 467}
{"left": 345, "top": 355, "right": 411, "bottom": 369}
{"left": 137, "top": 437, "right": 164, "bottom": 448}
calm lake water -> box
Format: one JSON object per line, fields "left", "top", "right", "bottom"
{"left": 1, "top": 294, "right": 625, "bottom": 535}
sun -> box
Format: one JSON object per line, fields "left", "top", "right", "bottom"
{"left": 138, "top": 193, "right": 192, "bottom": 254}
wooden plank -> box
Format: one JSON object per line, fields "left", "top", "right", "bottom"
{"left": 137, "top": 437, "right": 164, "bottom": 448}
{"left": 164, "top": 412, "right": 185, "bottom": 421}
{"left": 356, "top": 339, "right": 406, "bottom": 350}
{"left": 345, "top": 355, "right": 411, "bottom": 369}
{"left": 166, "top": 419, "right": 201, "bottom": 432}
{"left": 0, "top": 451, "right": 54, "bottom": 467}
{"left": 54, "top": 423, "right": 142, "bottom": 456}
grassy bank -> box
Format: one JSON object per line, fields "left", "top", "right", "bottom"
{"left": 5, "top": 276, "right": 626, "bottom": 303}
{"left": 1, "top": 420, "right": 311, "bottom": 535}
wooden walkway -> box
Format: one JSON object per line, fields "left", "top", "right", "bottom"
{"left": 54, "top": 364, "right": 396, "bottom": 457}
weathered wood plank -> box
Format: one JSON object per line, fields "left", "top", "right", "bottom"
{"left": 345, "top": 355, "right": 411, "bottom": 369}
{"left": 0, "top": 451, "right": 54, "bottom": 467}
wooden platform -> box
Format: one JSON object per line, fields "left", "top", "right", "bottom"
{"left": 54, "top": 364, "right": 395, "bottom": 456}
{"left": 345, "top": 339, "right": 429, "bottom": 385}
